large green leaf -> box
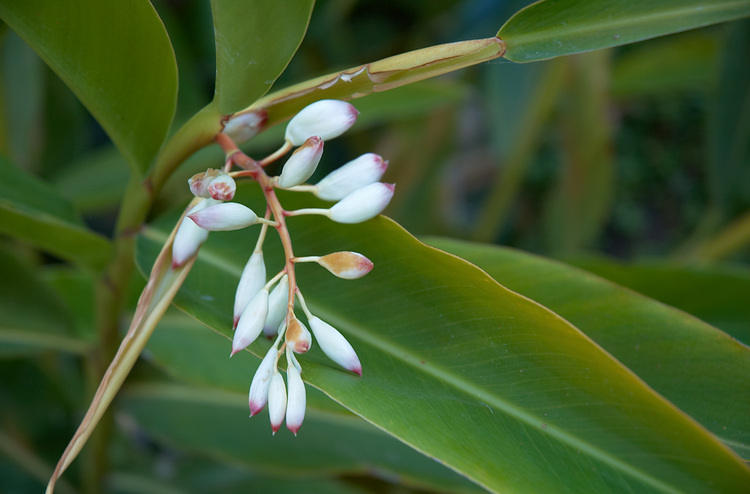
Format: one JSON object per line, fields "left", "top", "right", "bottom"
{"left": 0, "top": 0, "right": 178, "bottom": 173}
{"left": 136, "top": 186, "right": 750, "bottom": 493}
{"left": 136, "top": 313, "right": 483, "bottom": 493}
{"left": 426, "top": 239, "right": 750, "bottom": 459}
{"left": 211, "top": 0, "right": 315, "bottom": 114}
{"left": 0, "top": 156, "right": 112, "bottom": 269}
{"left": 498, "top": 0, "right": 750, "bottom": 62}
{"left": 566, "top": 255, "right": 750, "bottom": 346}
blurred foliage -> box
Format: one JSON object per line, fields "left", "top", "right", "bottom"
{"left": 1, "top": 0, "right": 750, "bottom": 493}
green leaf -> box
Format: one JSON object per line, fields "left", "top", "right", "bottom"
{"left": 0, "top": 156, "right": 112, "bottom": 269}
{"left": 566, "top": 255, "right": 750, "bottom": 346}
{"left": 211, "top": 0, "right": 315, "bottom": 114}
{"left": 236, "top": 38, "right": 505, "bottom": 131}
{"left": 137, "top": 186, "right": 750, "bottom": 493}
{"left": 0, "top": 0, "right": 178, "bottom": 173}
{"left": 498, "top": 0, "right": 750, "bottom": 62}
{"left": 426, "top": 238, "right": 750, "bottom": 459}
{"left": 0, "top": 245, "right": 87, "bottom": 356}
{"left": 139, "top": 313, "right": 484, "bottom": 494}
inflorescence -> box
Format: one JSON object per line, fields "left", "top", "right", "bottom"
{"left": 170, "top": 100, "right": 393, "bottom": 434}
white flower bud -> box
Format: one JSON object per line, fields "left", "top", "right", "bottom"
{"left": 315, "top": 153, "right": 388, "bottom": 201}
{"left": 285, "top": 317, "right": 312, "bottom": 354}
{"left": 268, "top": 371, "right": 287, "bottom": 434}
{"left": 171, "top": 199, "right": 219, "bottom": 268}
{"left": 308, "top": 316, "right": 362, "bottom": 376}
{"left": 188, "top": 202, "right": 259, "bottom": 231}
{"left": 328, "top": 183, "right": 395, "bottom": 224}
{"left": 206, "top": 173, "right": 236, "bottom": 201}
{"left": 317, "top": 252, "right": 373, "bottom": 279}
{"left": 248, "top": 345, "right": 277, "bottom": 416}
{"left": 263, "top": 275, "right": 289, "bottom": 338}
{"left": 285, "top": 358, "right": 306, "bottom": 435}
{"left": 222, "top": 110, "right": 267, "bottom": 144}
{"left": 231, "top": 288, "right": 269, "bottom": 356}
{"left": 285, "top": 100, "right": 358, "bottom": 146}
{"left": 233, "top": 251, "right": 266, "bottom": 329}
{"left": 278, "top": 136, "right": 324, "bottom": 188}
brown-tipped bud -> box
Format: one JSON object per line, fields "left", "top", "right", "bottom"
{"left": 317, "top": 252, "right": 373, "bottom": 280}
{"left": 285, "top": 317, "right": 312, "bottom": 354}
{"left": 222, "top": 110, "right": 268, "bottom": 144}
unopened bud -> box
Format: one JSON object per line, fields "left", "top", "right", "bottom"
{"left": 285, "top": 356, "right": 306, "bottom": 435}
{"left": 231, "top": 288, "right": 269, "bottom": 356}
{"left": 189, "top": 202, "right": 259, "bottom": 231}
{"left": 317, "top": 252, "right": 373, "bottom": 279}
{"left": 207, "top": 174, "right": 236, "bottom": 201}
{"left": 285, "top": 100, "right": 358, "bottom": 146}
{"left": 285, "top": 317, "right": 312, "bottom": 354}
{"left": 222, "top": 110, "right": 268, "bottom": 144}
{"left": 308, "top": 316, "right": 362, "bottom": 376}
{"left": 188, "top": 169, "right": 237, "bottom": 201}
{"left": 188, "top": 169, "right": 221, "bottom": 198}
{"left": 268, "top": 371, "right": 287, "bottom": 434}
{"left": 233, "top": 251, "right": 266, "bottom": 329}
{"left": 171, "top": 199, "right": 218, "bottom": 268}
{"left": 278, "top": 136, "right": 323, "bottom": 188}
{"left": 315, "top": 153, "right": 388, "bottom": 201}
{"left": 249, "top": 346, "right": 277, "bottom": 416}
{"left": 329, "top": 183, "right": 395, "bottom": 224}
{"left": 264, "top": 275, "right": 289, "bottom": 338}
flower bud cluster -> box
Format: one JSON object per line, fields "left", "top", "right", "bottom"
{"left": 170, "top": 100, "right": 393, "bottom": 434}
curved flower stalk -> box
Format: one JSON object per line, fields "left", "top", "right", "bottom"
{"left": 176, "top": 99, "right": 394, "bottom": 434}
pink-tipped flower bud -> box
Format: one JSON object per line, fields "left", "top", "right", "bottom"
{"left": 285, "top": 357, "right": 306, "bottom": 435}
{"left": 308, "top": 316, "right": 362, "bottom": 376}
{"left": 171, "top": 199, "right": 218, "bottom": 268}
{"left": 263, "top": 275, "right": 289, "bottom": 338}
{"left": 328, "top": 183, "right": 395, "bottom": 224}
{"left": 285, "top": 100, "right": 358, "bottom": 146}
{"left": 222, "top": 110, "right": 268, "bottom": 144}
{"left": 278, "top": 136, "right": 324, "bottom": 188}
{"left": 315, "top": 153, "right": 388, "bottom": 201}
{"left": 233, "top": 251, "right": 266, "bottom": 329}
{"left": 188, "top": 169, "right": 236, "bottom": 201}
{"left": 188, "top": 169, "right": 220, "bottom": 198}
{"left": 248, "top": 346, "right": 277, "bottom": 416}
{"left": 188, "top": 202, "right": 259, "bottom": 231}
{"left": 268, "top": 371, "right": 287, "bottom": 434}
{"left": 317, "top": 252, "right": 373, "bottom": 280}
{"left": 285, "top": 317, "right": 312, "bottom": 354}
{"left": 207, "top": 174, "right": 236, "bottom": 201}
{"left": 231, "top": 288, "right": 269, "bottom": 356}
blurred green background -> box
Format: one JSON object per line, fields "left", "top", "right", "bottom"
{"left": 1, "top": 0, "right": 749, "bottom": 492}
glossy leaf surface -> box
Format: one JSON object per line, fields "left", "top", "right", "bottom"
{"left": 211, "top": 0, "right": 315, "bottom": 114}
{"left": 0, "top": 156, "right": 112, "bottom": 269}
{"left": 136, "top": 186, "right": 750, "bottom": 493}
{"left": 498, "top": 0, "right": 750, "bottom": 62}
{"left": 137, "top": 313, "right": 482, "bottom": 493}
{"left": 568, "top": 255, "right": 750, "bottom": 346}
{"left": 427, "top": 238, "right": 750, "bottom": 459}
{"left": 0, "top": 0, "right": 178, "bottom": 173}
